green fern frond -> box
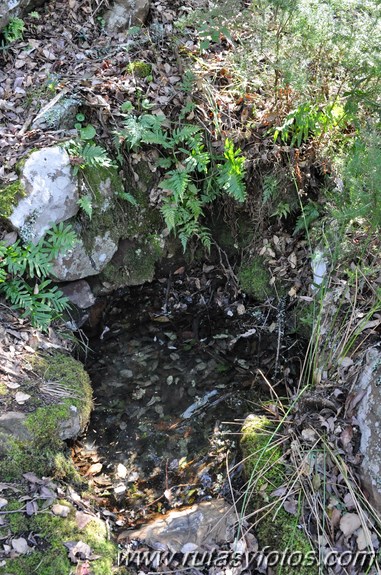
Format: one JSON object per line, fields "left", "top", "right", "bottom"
{"left": 77, "top": 195, "right": 93, "bottom": 219}
{"left": 161, "top": 200, "right": 177, "bottom": 231}
{"left": 118, "top": 191, "right": 138, "bottom": 206}
{"left": 159, "top": 169, "right": 190, "bottom": 201}
{"left": 217, "top": 138, "right": 246, "bottom": 202}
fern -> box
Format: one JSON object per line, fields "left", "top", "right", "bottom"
{"left": 118, "top": 191, "right": 138, "bottom": 206}
{"left": 66, "top": 140, "right": 114, "bottom": 174}
{"left": 77, "top": 195, "right": 93, "bottom": 219}
{"left": 115, "top": 108, "right": 247, "bottom": 252}
{"left": 217, "top": 138, "right": 246, "bottom": 202}
{"left": 159, "top": 170, "right": 190, "bottom": 201}
{"left": 161, "top": 200, "right": 177, "bottom": 231}
{"left": 262, "top": 175, "right": 279, "bottom": 204}
{"left": 0, "top": 224, "right": 76, "bottom": 330}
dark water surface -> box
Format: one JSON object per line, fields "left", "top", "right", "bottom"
{"left": 81, "top": 279, "right": 290, "bottom": 527}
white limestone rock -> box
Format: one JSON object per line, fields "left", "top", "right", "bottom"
{"left": 9, "top": 147, "right": 79, "bottom": 242}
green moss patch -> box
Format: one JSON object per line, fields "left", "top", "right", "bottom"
{"left": 126, "top": 60, "right": 152, "bottom": 78}
{"left": 0, "top": 352, "right": 93, "bottom": 482}
{"left": 0, "top": 180, "right": 26, "bottom": 218}
{"left": 238, "top": 256, "right": 273, "bottom": 301}
{"left": 2, "top": 498, "right": 117, "bottom": 575}
{"left": 241, "top": 415, "right": 317, "bottom": 575}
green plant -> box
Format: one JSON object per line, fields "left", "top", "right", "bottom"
{"left": 274, "top": 101, "right": 347, "bottom": 147}
{"left": 0, "top": 223, "right": 76, "bottom": 330}
{"left": 271, "top": 200, "right": 291, "bottom": 219}
{"left": 198, "top": 20, "right": 233, "bottom": 52}
{"left": 77, "top": 194, "right": 93, "bottom": 219}
{"left": 66, "top": 139, "right": 114, "bottom": 175}
{"left": 74, "top": 113, "right": 96, "bottom": 140}
{"left": 334, "top": 126, "right": 381, "bottom": 229}
{"left": 294, "top": 201, "right": 320, "bottom": 234}
{"left": 116, "top": 107, "right": 246, "bottom": 250}
{"left": 2, "top": 17, "right": 24, "bottom": 43}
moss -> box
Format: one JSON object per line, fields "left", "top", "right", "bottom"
{"left": 241, "top": 415, "right": 318, "bottom": 575}
{"left": 126, "top": 60, "right": 152, "bottom": 78}
{"left": 0, "top": 382, "right": 8, "bottom": 395}
{"left": 29, "top": 351, "right": 93, "bottom": 427}
{"left": 99, "top": 235, "right": 164, "bottom": 288}
{"left": 80, "top": 162, "right": 161, "bottom": 255}
{"left": 0, "top": 437, "right": 58, "bottom": 481}
{"left": 3, "top": 498, "right": 118, "bottom": 575}
{"left": 0, "top": 352, "right": 92, "bottom": 482}
{"left": 0, "top": 180, "right": 26, "bottom": 218}
{"left": 238, "top": 256, "right": 273, "bottom": 301}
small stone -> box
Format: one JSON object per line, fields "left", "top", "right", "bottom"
{"left": 12, "top": 537, "right": 29, "bottom": 554}
{"left": 114, "top": 484, "right": 126, "bottom": 495}
{"left": 52, "top": 503, "right": 71, "bottom": 517}
{"left": 120, "top": 369, "right": 133, "bottom": 379}
{"left": 15, "top": 392, "right": 31, "bottom": 404}
{"left": 116, "top": 463, "right": 127, "bottom": 479}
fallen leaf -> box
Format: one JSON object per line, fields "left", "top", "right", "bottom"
{"left": 85, "top": 463, "right": 103, "bottom": 476}
{"left": 340, "top": 513, "right": 362, "bottom": 537}
{"left": 75, "top": 511, "right": 93, "bottom": 530}
{"left": 25, "top": 501, "right": 38, "bottom": 516}
{"left": 283, "top": 498, "right": 298, "bottom": 515}
{"left": 356, "top": 527, "right": 369, "bottom": 551}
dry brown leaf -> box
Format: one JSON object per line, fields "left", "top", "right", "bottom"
{"left": 340, "top": 513, "right": 361, "bottom": 537}
{"left": 85, "top": 463, "right": 103, "bottom": 476}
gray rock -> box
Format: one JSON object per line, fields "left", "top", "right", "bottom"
{"left": 9, "top": 147, "right": 79, "bottom": 242}
{"left": 32, "top": 96, "right": 81, "bottom": 131}
{"left": 51, "top": 233, "right": 118, "bottom": 281}
{"left": 58, "top": 405, "right": 81, "bottom": 440}
{"left": 0, "top": 412, "right": 31, "bottom": 443}
{"left": 0, "top": 0, "right": 46, "bottom": 29}
{"left": 356, "top": 346, "right": 381, "bottom": 509}
{"left": 60, "top": 280, "right": 95, "bottom": 309}
{"left": 105, "top": 0, "right": 150, "bottom": 32}
{"left": 0, "top": 407, "right": 80, "bottom": 447}
{"left": 127, "top": 500, "right": 236, "bottom": 553}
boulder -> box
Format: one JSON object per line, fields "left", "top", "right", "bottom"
{"left": 9, "top": 147, "right": 79, "bottom": 242}
{"left": 60, "top": 279, "right": 95, "bottom": 309}
{"left": 355, "top": 346, "right": 381, "bottom": 508}
{"left": 104, "top": 0, "right": 150, "bottom": 32}
{"left": 32, "top": 95, "right": 81, "bottom": 131}
{"left": 0, "top": 0, "right": 46, "bottom": 30}
{"left": 51, "top": 233, "right": 118, "bottom": 281}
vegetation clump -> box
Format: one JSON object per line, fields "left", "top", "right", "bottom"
{"left": 238, "top": 256, "right": 272, "bottom": 301}
{"left": 0, "top": 223, "right": 76, "bottom": 330}
{"left": 241, "top": 416, "right": 318, "bottom": 575}
{"left": 2, "top": 499, "right": 117, "bottom": 575}
{"left": 0, "top": 352, "right": 92, "bottom": 481}
{"left": 126, "top": 60, "right": 153, "bottom": 78}
{"left": 0, "top": 180, "right": 26, "bottom": 218}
